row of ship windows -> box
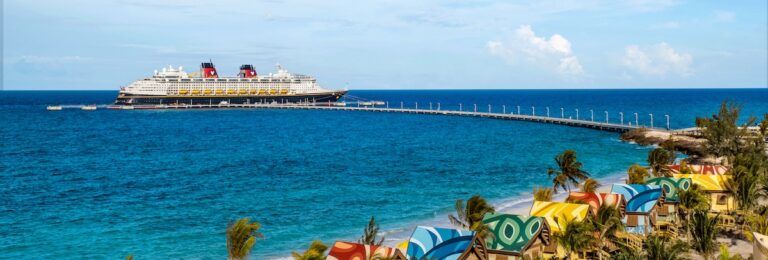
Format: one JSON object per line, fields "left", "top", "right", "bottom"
{"left": 146, "top": 78, "right": 315, "bottom": 83}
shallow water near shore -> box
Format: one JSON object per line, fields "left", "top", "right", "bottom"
{"left": 1, "top": 89, "right": 766, "bottom": 259}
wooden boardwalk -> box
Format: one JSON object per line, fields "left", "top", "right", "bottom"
{"left": 134, "top": 103, "right": 649, "bottom": 133}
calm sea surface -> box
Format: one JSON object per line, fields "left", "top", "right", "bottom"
{"left": 1, "top": 89, "right": 766, "bottom": 259}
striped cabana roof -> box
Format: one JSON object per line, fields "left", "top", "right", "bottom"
{"left": 672, "top": 174, "right": 730, "bottom": 192}
{"left": 566, "top": 192, "right": 626, "bottom": 215}
{"left": 644, "top": 177, "right": 692, "bottom": 203}
{"left": 668, "top": 164, "right": 729, "bottom": 175}
{"left": 482, "top": 213, "right": 550, "bottom": 255}
{"left": 529, "top": 201, "right": 590, "bottom": 233}
{"left": 610, "top": 184, "right": 663, "bottom": 214}
{"left": 406, "top": 226, "right": 475, "bottom": 260}
{"left": 326, "top": 241, "right": 405, "bottom": 260}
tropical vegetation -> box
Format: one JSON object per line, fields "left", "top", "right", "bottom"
{"left": 291, "top": 240, "right": 328, "bottom": 260}
{"left": 226, "top": 218, "right": 264, "bottom": 260}
{"left": 533, "top": 186, "right": 553, "bottom": 201}
{"left": 448, "top": 195, "right": 495, "bottom": 238}
{"left": 548, "top": 150, "right": 590, "bottom": 193}
{"left": 647, "top": 147, "right": 675, "bottom": 177}
{"left": 626, "top": 164, "right": 650, "bottom": 184}
{"left": 359, "top": 216, "right": 384, "bottom": 246}
{"left": 552, "top": 219, "right": 595, "bottom": 259}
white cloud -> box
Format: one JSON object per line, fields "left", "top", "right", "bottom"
{"left": 622, "top": 42, "right": 692, "bottom": 77}
{"left": 487, "top": 25, "right": 584, "bottom": 76}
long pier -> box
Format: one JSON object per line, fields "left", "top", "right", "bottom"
{"left": 100, "top": 103, "right": 658, "bottom": 133}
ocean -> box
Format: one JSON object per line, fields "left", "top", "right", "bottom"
{"left": 1, "top": 89, "right": 766, "bottom": 259}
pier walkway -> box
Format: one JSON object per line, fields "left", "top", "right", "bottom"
{"left": 129, "top": 103, "right": 655, "bottom": 133}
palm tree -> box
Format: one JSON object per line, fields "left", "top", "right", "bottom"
{"left": 359, "top": 216, "right": 384, "bottom": 246}
{"left": 743, "top": 210, "right": 768, "bottom": 241}
{"left": 647, "top": 147, "right": 675, "bottom": 177}
{"left": 678, "top": 184, "right": 710, "bottom": 241}
{"left": 717, "top": 244, "right": 744, "bottom": 260}
{"left": 548, "top": 150, "right": 590, "bottom": 193}
{"left": 553, "top": 219, "right": 596, "bottom": 259}
{"left": 448, "top": 195, "right": 495, "bottom": 238}
{"left": 125, "top": 255, "right": 134, "bottom": 260}
{"left": 626, "top": 164, "right": 650, "bottom": 184}
{"left": 643, "top": 234, "right": 689, "bottom": 260}
{"left": 726, "top": 165, "right": 760, "bottom": 212}
{"left": 690, "top": 210, "right": 720, "bottom": 260}
{"left": 291, "top": 240, "right": 328, "bottom": 260}
{"left": 227, "top": 218, "right": 264, "bottom": 260}
{"left": 589, "top": 204, "right": 624, "bottom": 260}
{"left": 581, "top": 178, "right": 599, "bottom": 193}
{"left": 533, "top": 187, "right": 553, "bottom": 201}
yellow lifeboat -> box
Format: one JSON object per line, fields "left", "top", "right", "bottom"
{"left": 268, "top": 89, "right": 277, "bottom": 95}
{"left": 179, "top": 90, "right": 189, "bottom": 94}
{"left": 227, "top": 89, "right": 236, "bottom": 94}
{"left": 258, "top": 89, "right": 266, "bottom": 95}
{"left": 249, "top": 90, "right": 257, "bottom": 94}
{"left": 279, "top": 89, "right": 288, "bottom": 94}
{"left": 215, "top": 90, "right": 224, "bottom": 94}
{"left": 204, "top": 89, "right": 212, "bottom": 94}
{"left": 238, "top": 89, "right": 247, "bottom": 94}
{"left": 192, "top": 90, "right": 201, "bottom": 94}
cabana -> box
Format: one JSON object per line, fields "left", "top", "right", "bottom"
{"left": 405, "top": 226, "right": 487, "bottom": 260}
{"left": 644, "top": 177, "right": 691, "bottom": 224}
{"left": 482, "top": 213, "right": 552, "bottom": 259}
{"left": 610, "top": 184, "right": 663, "bottom": 235}
{"left": 566, "top": 192, "right": 626, "bottom": 216}
{"left": 529, "top": 201, "right": 590, "bottom": 259}
{"left": 673, "top": 174, "right": 736, "bottom": 213}
{"left": 326, "top": 241, "right": 407, "bottom": 260}
{"left": 668, "top": 164, "right": 728, "bottom": 175}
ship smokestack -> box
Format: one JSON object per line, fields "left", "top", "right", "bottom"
{"left": 238, "top": 64, "right": 257, "bottom": 78}
{"left": 201, "top": 62, "right": 218, "bottom": 78}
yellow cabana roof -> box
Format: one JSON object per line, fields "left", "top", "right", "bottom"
{"left": 672, "top": 174, "right": 730, "bottom": 192}
{"left": 529, "top": 201, "right": 590, "bottom": 233}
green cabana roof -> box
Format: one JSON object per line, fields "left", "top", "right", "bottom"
{"left": 482, "top": 213, "right": 550, "bottom": 255}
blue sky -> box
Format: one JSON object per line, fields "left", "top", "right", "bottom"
{"left": 3, "top": 0, "right": 767, "bottom": 90}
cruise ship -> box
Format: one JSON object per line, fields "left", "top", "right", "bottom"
{"left": 114, "top": 62, "right": 347, "bottom": 105}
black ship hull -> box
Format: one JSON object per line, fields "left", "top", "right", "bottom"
{"left": 114, "top": 91, "right": 347, "bottom": 105}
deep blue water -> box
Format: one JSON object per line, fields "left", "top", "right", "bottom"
{"left": 1, "top": 89, "right": 766, "bottom": 259}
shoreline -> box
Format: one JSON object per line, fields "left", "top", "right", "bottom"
{"left": 268, "top": 172, "right": 628, "bottom": 259}
{"left": 375, "top": 172, "right": 626, "bottom": 247}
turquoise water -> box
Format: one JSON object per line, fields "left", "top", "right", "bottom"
{"left": 1, "top": 89, "right": 766, "bottom": 259}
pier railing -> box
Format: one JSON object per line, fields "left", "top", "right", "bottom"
{"left": 104, "top": 102, "right": 669, "bottom": 133}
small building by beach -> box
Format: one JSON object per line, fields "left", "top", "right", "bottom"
{"left": 673, "top": 174, "right": 736, "bottom": 213}
{"left": 482, "top": 213, "right": 552, "bottom": 259}
{"left": 566, "top": 192, "right": 626, "bottom": 216}
{"left": 610, "top": 184, "right": 664, "bottom": 235}
{"left": 644, "top": 177, "right": 692, "bottom": 224}
{"left": 405, "top": 226, "right": 487, "bottom": 260}
{"left": 529, "top": 201, "right": 591, "bottom": 259}
{"left": 326, "top": 241, "right": 407, "bottom": 260}
{"left": 668, "top": 164, "right": 729, "bottom": 175}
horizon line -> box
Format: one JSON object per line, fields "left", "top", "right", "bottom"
{"left": 2, "top": 86, "right": 767, "bottom": 91}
